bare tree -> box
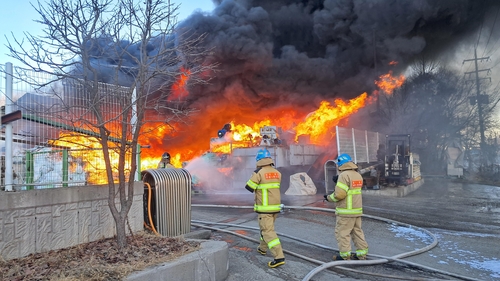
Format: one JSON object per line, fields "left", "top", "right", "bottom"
{"left": 377, "top": 56, "right": 500, "bottom": 174}
{"left": 409, "top": 54, "right": 440, "bottom": 76}
{"left": 5, "top": 0, "right": 214, "bottom": 249}
{"left": 377, "top": 62, "right": 473, "bottom": 172}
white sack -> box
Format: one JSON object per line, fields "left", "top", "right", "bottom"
{"left": 285, "top": 172, "right": 317, "bottom": 195}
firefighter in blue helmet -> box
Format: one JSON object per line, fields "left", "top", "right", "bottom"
{"left": 245, "top": 148, "right": 285, "bottom": 268}
{"left": 324, "top": 153, "right": 369, "bottom": 260}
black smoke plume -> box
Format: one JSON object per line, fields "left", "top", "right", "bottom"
{"left": 83, "top": 0, "right": 500, "bottom": 157}
{"left": 179, "top": 0, "right": 498, "bottom": 108}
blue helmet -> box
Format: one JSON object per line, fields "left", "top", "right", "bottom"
{"left": 337, "top": 153, "right": 352, "bottom": 167}
{"left": 256, "top": 149, "right": 271, "bottom": 161}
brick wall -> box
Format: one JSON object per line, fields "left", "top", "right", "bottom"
{"left": 0, "top": 182, "right": 144, "bottom": 260}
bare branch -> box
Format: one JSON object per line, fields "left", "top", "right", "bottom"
{"left": 5, "top": 0, "right": 217, "bottom": 249}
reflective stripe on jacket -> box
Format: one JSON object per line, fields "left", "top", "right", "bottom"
{"left": 246, "top": 160, "right": 282, "bottom": 214}
{"left": 329, "top": 162, "right": 364, "bottom": 217}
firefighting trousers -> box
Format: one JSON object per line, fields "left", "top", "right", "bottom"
{"left": 258, "top": 213, "right": 285, "bottom": 259}
{"left": 335, "top": 216, "right": 369, "bottom": 259}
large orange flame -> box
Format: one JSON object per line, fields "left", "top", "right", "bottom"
{"left": 210, "top": 121, "right": 272, "bottom": 154}
{"left": 295, "top": 93, "right": 369, "bottom": 144}
{"left": 48, "top": 92, "right": 372, "bottom": 178}
{"left": 46, "top": 70, "right": 403, "bottom": 181}
{"left": 49, "top": 133, "right": 130, "bottom": 184}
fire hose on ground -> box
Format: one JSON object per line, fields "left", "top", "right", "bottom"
{"left": 191, "top": 204, "right": 483, "bottom": 281}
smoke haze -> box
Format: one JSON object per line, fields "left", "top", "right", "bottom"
{"left": 180, "top": 0, "right": 497, "bottom": 105}
{"left": 85, "top": 0, "right": 500, "bottom": 157}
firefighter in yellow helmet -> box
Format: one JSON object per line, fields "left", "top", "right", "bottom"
{"left": 157, "top": 152, "right": 175, "bottom": 169}
{"left": 324, "top": 153, "right": 369, "bottom": 260}
{"left": 245, "top": 148, "right": 285, "bottom": 268}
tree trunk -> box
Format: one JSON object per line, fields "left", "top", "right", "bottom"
{"left": 108, "top": 186, "right": 130, "bottom": 249}
{"left": 115, "top": 214, "right": 127, "bottom": 249}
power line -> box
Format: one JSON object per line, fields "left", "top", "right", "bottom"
{"left": 475, "top": 12, "right": 485, "bottom": 50}
{"left": 463, "top": 49, "right": 490, "bottom": 163}
{"left": 482, "top": 6, "right": 500, "bottom": 57}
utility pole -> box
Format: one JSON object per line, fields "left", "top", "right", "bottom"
{"left": 463, "top": 48, "right": 490, "bottom": 163}
{"left": 5, "top": 62, "right": 14, "bottom": 191}
{"left": 373, "top": 28, "right": 379, "bottom": 112}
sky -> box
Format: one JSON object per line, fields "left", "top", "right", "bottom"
{"left": 0, "top": 0, "right": 215, "bottom": 65}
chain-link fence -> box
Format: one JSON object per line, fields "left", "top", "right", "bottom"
{"left": 1, "top": 62, "right": 136, "bottom": 190}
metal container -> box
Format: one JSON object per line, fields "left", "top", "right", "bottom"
{"left": 142, "top": 168, "right": 192, "bottom": 237}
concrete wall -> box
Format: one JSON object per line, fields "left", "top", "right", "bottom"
{"left": 0, "top": 182, "right": 144, "bottom": 260}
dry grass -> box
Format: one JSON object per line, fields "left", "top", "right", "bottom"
{"left": 0, "top": 232, "right": 200, "bottom": 281}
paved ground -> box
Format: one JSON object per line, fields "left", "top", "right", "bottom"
{"left": 191, "top": 176, "right": 500, "bottom": 281}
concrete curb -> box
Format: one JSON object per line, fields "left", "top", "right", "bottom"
{"left": 183, "top": 229, "right": 212, "bottom": 240}
{"left": 126, "top": 240, "right": 229, "bottom": 281}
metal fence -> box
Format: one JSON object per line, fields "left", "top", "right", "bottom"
{"left": 18, "top": 147, "right": 134, "bottom": 190}
{"left": 336, "top": 126, "right": 381, "bottom": 163}
{"left": 1, "top": 62, "right": 135, "bottom": 190}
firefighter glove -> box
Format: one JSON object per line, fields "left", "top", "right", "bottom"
{"left": 323, "top": 194, "right": 328, "bottom": 202}
{"left": 332, "top": 175, "right": 338, "bottom": 183}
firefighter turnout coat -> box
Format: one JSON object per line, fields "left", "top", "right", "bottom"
{"left": 158, "top": 161, "right": 175, "bottom": 169}
{"left": 326, "top": 161, "right": 363, "bottom": 216}
{"left": 245, "top": 157, "right": 285, "bottom": 260}
{"left": 245, "top": 158, "right": 282, "bottom": 214}
{"left": 326, "top": 161, "right": 369, "bottom": 260}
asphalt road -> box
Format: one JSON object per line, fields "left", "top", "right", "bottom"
{"left": 191, "top": 176, "right": 500, "bottom": 281}
{"left": 363, "top": 177, "right": 500, "bottom": 234}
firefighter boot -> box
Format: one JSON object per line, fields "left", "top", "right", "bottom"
{"left": 268, "top": 258, "right": 285, "bottom": 268}
{"left": 257, "top": 247, "right": 266, "bottom": 256}
{"left": 351, "top": 253, "right": 366, "bottom": 260}
{"left": 333, "top": 253, "right": 350, "bottom": 261}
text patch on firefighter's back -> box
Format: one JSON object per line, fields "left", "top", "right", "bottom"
{"left": 352, "top": 180, "right": 363, "bottom": 188}
{"left": 265, "top": 173, "right": 279, "bottom": 180}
